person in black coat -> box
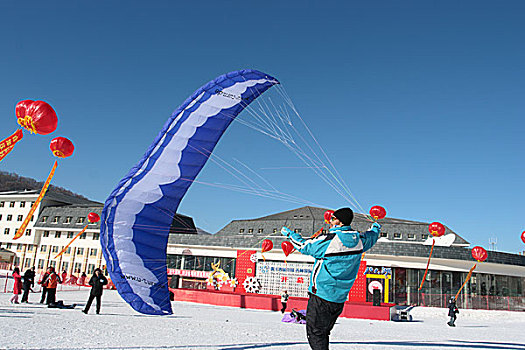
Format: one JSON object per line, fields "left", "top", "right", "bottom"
{"left": 21, "top": 267, "right": 35, "bottom": 303}
{"left": 82, "top": 268, "right": 108, "bottom": 314}
{"left": 447, "top": 297, "right": 459, "bottom": 327}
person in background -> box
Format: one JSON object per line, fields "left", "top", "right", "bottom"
{"left": 61, "top": 270, "right": 67, "bottom": 284}
{"left": 9, "top": 267, "right": 23, "bottom": 304}
{"left": 447, "top": 297, "right": 459, "bottom": 327}
{"left": 21, "top": 266, "right": 35, "bottom": 303}
{"left": 280, "top": 289, "right": 289, "bottom": 313}
{"left": 281, "top": 207, "right": 381, "bottom": 350}
{"left": 43, "top": 267, "right": 61, "bottom": 305}
{"left": 82, "top": 268, "right": 108, "bottom": 315}
{"left": 39, "top": 267, "right": 51, "bottom": 304}
{"left": 78, "top": 272, "right": 87, "bottom": 286}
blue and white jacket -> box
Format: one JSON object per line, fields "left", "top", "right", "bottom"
{"left": 281, "top": 223, "right": 380, "bottom": 303}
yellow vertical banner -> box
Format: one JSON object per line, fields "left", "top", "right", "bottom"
{"left": 0, "top": 129, "right": 24, "bottom": 162}
{"left": 54, "top": 224, "right": 88, "bottom": 259}
{"left": 13, "top": 161, "right": 58, "bottom": 240}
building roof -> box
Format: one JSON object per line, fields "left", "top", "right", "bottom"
{"left": 0, "top": 189, "right": 101, "bottom": 206}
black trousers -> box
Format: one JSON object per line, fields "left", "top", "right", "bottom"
{"left": 306, "top": 293, "right": 345, "bottom": 350}
{"left": 84, "top": 294, "right": 102, "bottom": 313}
{"left": 281, "top": 302, "right": 287, "bottom": 313}
{"left": 46, "top": 288, "right": 56, "bottom": 305}
{"left": 40, "top": 287, "right": 48, "bottom": 303}
{"left": 21, "top": 286, "right": 31, "bottom": 302}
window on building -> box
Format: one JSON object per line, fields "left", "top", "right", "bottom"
{"left": 90, "top": 248, "right": 97, "bottom": 256}
{"left": 55, "top": 231, "right": 61, "bottom": 238}
{"left": 80, "top": 233, "right": 87, "bottom": 239}
{"left": 30, "top": 215, "right": 34, "bottom": 221}
{"left": 61, "top": 261, "right": 69, "bottom": 272}
{"left": 248, "top": 229, "right": 253, "bottom": 233}
{"left": 67, "top": 232, "right": 73, "bottom": 238}
{"left": 66, "top": 247, "right": 71, "bottom": 254}
{"left": 0, "top": 201, "right": 4, "bottom": 207}
{"left": 24, "top": 258, "right": 31, "bottom": 268}
{"left": 0, "top": 214, "right": 2, "bottom": 221}
{"left": 14, "top": 257, "right": 20, "bottom": 265}
{"left": 31, "top": 202, "right": 35, "bottom": 206}
{"left": 92, "top": 233, "right": 99, "bottom": 240}
{"left": 87, "top": 264, "right": 95, "bottom": 274}
{"left": 17, "top": 215, "right": 23, "bottom": 221}
{"left": 380, "top": 232, "right": 388, "bottom": 238}
{"left": 74, "top": 263, "right": 82, "bottom": 273}
{"left": 38, "top": 259, "right": 45, "bottom": 269}
{"left": 53, "top": 216, "right": 60, "bottom": 223}
{"left": 408, "top": 233, "right": 416, "bottom": 240}
{"left": 394, "top": 233, "right": 402, "bottom": 239}
{"left": 52, "top": 246, "right": 59, "bottom": 253}
{"left": 239, "top": 229, "right": 244, "bottom": 233}
{"left": 25, "top": 229, "right": 31, "bottom": 236}
{"left": 16, "top": 244, "right": 22, "bottom": 251}
{"left": 20, "top": 201, "right": 25, "bottom": 208}
{"left": 9, "top": 202, "right": 15, "bottom": 207}
{"left": 41, "top": 216, "right": 48, "bottom": 223}
{"left": 258, "top": 228, "right": 264, "bottom": 233}
{"left": 4, "top": 228, "right": 9, "bottom": 235}
{"left": 41, "top": 245, "right": 47, "bottom": 252}
{"left": 49, "top": 260, "right": 56, "bottom": 268}
{"left": 77, "top": 217, "right": 85, "bottom": 224}
{"left": 7, "top": 215, "right": 12, "bottom": 221}
{"left": 27, "top": 245, "right": 34, "bottom": 252}
{"left": 65, "top": 216, "right": 72, "bottom": 224}
{"left": 422, "top": 234, "right": 428, "bottom": 240}
{"left": 77, "top": 248, "right": 84, "bottom": 255}
{"left": 43, "top": 231, "right": 50, "bottom": 237}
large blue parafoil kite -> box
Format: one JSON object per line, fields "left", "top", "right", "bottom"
{"left": 100, "top": 70, "right": 279, "bottom": 315}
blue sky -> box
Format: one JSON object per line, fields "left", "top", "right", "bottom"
{"left": 1, "top": 1, "right": 524, "bottom": 253}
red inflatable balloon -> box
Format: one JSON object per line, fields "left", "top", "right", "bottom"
{"left": 50, "top": 137, "right": 74, "bottom": 158}
{"left": 16, "top": 100, "right": 58, "bottom": 135}
{"left": 262, "top": 239, "right": 273, "bottom": 253}
{"left": 471, "top": 246, "right": 488, "bottom": 262}
{"left": 369, "top": 206, "right": 387, "bottom": 220}
{"left": 521, "top": 231, "right": 525, "bottom": 244}
{"left": 88, "top": 212, "right": 100, "bottom": 223}
{"left": 324, "top": 210, "right": 334, "bottom": 224}
{"left": 428, "top": 222, "right": 445, "bottom": 237}
{"left": 281, "top": 241, "right": 295, "bottom": 257}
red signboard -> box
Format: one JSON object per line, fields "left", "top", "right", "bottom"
{"left": 235, "top": 250, "right": 256, "bottom": 293}
{"left": 167, "top": 269, "right": 210, "bottom": 279}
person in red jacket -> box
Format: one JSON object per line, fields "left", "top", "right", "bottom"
{"left": 39, "top": 267, "right": 51, "bottom": 304}
{"left": 42, "top": 267, "right": 61, "bottom": 305}
{"left": 9, "top": 267, "right": 23, "bottom": 304}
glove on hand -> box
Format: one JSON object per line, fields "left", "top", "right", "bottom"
{"left": 370, "top": 222, "right": 381, "bottom": 233}
{"left": 281, "top": 226, "right": 293, "bottom": 237}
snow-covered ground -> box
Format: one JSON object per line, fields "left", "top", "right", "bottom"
{"left": 0, "top": 289, "right": 524, "bottom": 350}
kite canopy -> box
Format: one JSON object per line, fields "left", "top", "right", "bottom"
{"left": 100, "top": 70, "right": 279, "bottom": 315}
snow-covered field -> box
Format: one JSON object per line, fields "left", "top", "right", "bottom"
{"left": 1, "top": 289, "right": 524, "bottom": 350}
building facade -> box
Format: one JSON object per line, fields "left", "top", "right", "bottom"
{"left": 2, "top": 192, "right": 524, "bottom": 311}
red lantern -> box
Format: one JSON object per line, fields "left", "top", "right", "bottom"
{"left": 324, "top": 210, "right": 334, "bottom": 224}
{"left": 50, "top": 137, "right": 74, "bottom": 158}
{"left": 471, "top": 246, "right": 488, "bottom": 262}
{"left": 16, "top": 100, "right": 58, "bottom": 135}
{"left": 88, "top": 212, "right": 100, "bottom": 223}
{"left": 521, "top": 231, "right": 525, "bottom": 244}
{"left": 261, "top": 239, "right": 273, "bottom": 253}
{"left": 428, "top": 222, "right": 445, "bottom": 237}
{"left": 369, "top": 205, "right": 387, "bottom": 220}
{"left": 281, "top": 241, "right": 295, "bottom": 257}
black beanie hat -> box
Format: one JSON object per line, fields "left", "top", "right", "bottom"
{"left": 333, "top": 208, "right": 353, "bottom": 226}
